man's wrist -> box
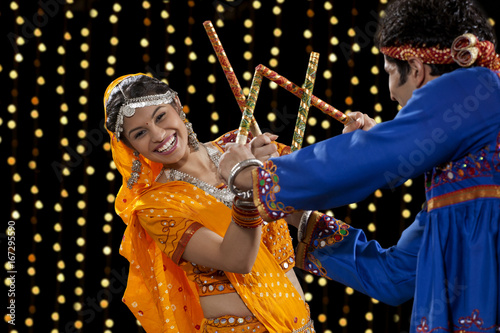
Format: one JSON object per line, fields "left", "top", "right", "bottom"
{"left": 297, "top": 210, "right": 313, "bottom": 242}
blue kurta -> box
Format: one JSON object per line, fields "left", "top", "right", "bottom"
{"left": 252, "top": 67, "right": 500, "bottom": 332}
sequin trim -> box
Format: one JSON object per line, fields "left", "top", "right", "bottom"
{"left": 202, "top": 316, "right": 315, "bottom": 333}
{"left": 252, "top": 160, "right": 295, "bottom": 222}
{"left": 304, "top": 213, "right": 350, "bottom": 250}
{"left": 202, "top": 315, "right": 264, "bottom": 332}
{"left": 199, "top": 281, "right": 235, "bottom": 295}
{"left": 262, "top": 220, "right": 296, "bottom": 273}
{"left": 292, "top": 319, "right": 315, "bottom": 333}
{"left": 426, "top": 149, "right": 492, "bottom": 191}
{"left": 425, "top": 131, "right": 500, "bottom": 211}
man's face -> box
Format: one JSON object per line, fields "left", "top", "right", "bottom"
{"left": 384, "top": 57, "right": 416, "bottom": 107}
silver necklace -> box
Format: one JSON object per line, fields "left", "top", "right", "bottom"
{"left": 158, "top": 144, "right": 235, "bottom": 208}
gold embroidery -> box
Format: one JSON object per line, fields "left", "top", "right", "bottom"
{"left": 427, "top": 185, "right": 500, "bottom": 211}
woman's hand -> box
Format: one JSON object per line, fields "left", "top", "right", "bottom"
{"left": 250, "top": 132, "right": 279, "bottom": 162}
{"left": 343, "top": 111, "right": 377, "bottom": 133}
{"left": 218, "top": 143, "right": 256, "bottom": 190}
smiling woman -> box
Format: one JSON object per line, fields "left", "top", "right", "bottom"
{"left": 123, "top": 101, "right": 192, "bottom": 167}
{"left": 103, "top": 73, "right": 315, "bottom": 332}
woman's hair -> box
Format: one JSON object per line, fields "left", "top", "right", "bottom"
{"left": 375, "top": 0, "right": 497, "bottom": 84}
{"left": 105, "top": 75, "right": 178, "bottom": 139}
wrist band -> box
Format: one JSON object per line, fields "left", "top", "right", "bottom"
{"left": 297, "top": 210, "right": 313, "bottom": 242}
{"left": 227, "top": 158, "right": 263, "bottom": 200}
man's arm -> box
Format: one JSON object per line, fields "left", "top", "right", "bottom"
{"left": 295, "top": 210, "right": 427, "bottom": 306}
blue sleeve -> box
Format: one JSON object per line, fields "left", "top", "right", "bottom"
{"left": 264, "top": 68, "right": 500, "bottom": 211}
{"left": 296, "top": 210, "right": 427, "bottom": 306}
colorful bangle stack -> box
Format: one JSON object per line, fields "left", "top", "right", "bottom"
{"left": 231, "top": 198, "right": 263, "bottom": 229}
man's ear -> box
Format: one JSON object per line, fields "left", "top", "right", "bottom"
{"left": 407, "top": 56, "right": 427, "bottom": 88}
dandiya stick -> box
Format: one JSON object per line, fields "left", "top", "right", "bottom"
{"left": 291, "top": 52, "right": 319, "bottom": 152}
{"left": 256, "top": 64, "right": 352, "bottom": 125}
{"left": 236, "top": 69, "right": 263, "bottom": 145}
{"left": 203, "top": 20, "right": 262, "bottom": 136}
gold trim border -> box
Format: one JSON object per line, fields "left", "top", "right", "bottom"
{"left": 427, "top": 185, "right": 500, "bottom": 211}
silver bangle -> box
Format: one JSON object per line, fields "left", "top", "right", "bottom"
{"left": 297, "top": 210, "right": 313, "bottom": 242}
{"left": 227, "top": 158, "right": 263, "bottom": 200}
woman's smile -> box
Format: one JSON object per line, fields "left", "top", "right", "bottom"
{"left": 155, "top": 133, "right": 178, "bottom": 155}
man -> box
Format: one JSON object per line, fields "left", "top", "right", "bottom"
{"left": 219, "top": 0, "right": 500, "bottom": 331}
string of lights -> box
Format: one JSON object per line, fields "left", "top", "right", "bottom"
{"left": 28, "top": 1, "right": 45, "bottom": 329}
{"left": 5, "top": 0, "right": 22, "bottom": 331}
{"left": 101, "top": 3, "right": 122, "bottom": 333}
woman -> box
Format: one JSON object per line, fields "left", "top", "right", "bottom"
{"left": 104, "top": 73, "right": 314, "bottom": 332}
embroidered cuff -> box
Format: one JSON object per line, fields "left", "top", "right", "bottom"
{"left": 296, "top": 212, "right": 350, "bottom": 274}
{"left": 251, "top": 160, "right": 295, "bottom": 222}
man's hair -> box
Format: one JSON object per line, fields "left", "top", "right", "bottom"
{"left": 375, "top": 0, "right": 497, "bottom": 85}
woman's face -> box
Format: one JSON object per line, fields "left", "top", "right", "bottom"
{"left": 122, "top": 102, "right": 189, "bottom": 167}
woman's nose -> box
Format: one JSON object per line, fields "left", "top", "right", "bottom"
{"left": 150, "top": 126, "right": 166, "bottom": 142}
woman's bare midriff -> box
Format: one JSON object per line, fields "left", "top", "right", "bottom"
{"left": 200, "top": 269, "right": 306, "bottom": 318}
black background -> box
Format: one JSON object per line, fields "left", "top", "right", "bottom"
{"left": 1, "top": 0, "right": 498, "bottom": 332}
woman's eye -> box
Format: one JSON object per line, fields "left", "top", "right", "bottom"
{"left": 156, "top": 112, "right": 166, "bottom": 122}
{"left": 134, "top": 130, "right": 145, "bottom": 139}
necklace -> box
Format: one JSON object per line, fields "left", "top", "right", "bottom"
{"left": 157, "top": 144, "right": 235, "bottom": 208}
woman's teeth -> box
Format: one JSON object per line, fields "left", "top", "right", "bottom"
{"left": 157, "top": 135, "right": 176, "bottom": 152}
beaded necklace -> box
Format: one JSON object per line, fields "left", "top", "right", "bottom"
{"left": 156, "top": 144, "right": 234, "bottom": 208}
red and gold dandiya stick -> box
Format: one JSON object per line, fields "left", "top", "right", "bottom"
{"left": 203, "top": 20, "right": 262, "bottom": 136}
{"left": 236, "top": 69, "right": 263, "bottom": 145}
{"left": 291, "top": 52, "right": 319, "bottom": 152}
{"left": 256, "top": 64, "right": 351, "bottom": 125}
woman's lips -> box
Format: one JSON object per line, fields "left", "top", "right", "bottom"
{"left": 155, "top": 133, "right": 177, "bottom": 155}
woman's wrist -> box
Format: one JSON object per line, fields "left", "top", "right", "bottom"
{"left": 227, "top": 158, "right": 262, "bottom": 199}
{"left": 231, "top": 197, "right": 263, "bottom": 229}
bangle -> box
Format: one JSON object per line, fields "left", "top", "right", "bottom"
{"left": 231, "top": 197, "right": 263, "bottom": 229}
{"left": 227, "top": 158, "right": 263, "bottom": 200}
{"left": 297, "top": 210, "right": 313, "bottom": 242}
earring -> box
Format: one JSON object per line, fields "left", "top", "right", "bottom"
{"left": 127, "top": 151, "right": 142, "bottom": 189}
{"left": 180, "top": 110, "right": 200, "bottom": 151}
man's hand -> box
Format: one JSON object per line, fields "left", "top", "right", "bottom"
{"left": 343, "top": 111, "right": 377, "bottom": 133}
{"left": 218, "top": 143, "right": 256, "bottom": 190}
{"left": 250, "top": 132, "right": 279, "bottom": 162}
